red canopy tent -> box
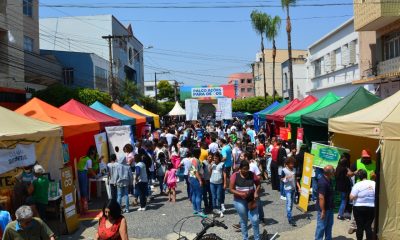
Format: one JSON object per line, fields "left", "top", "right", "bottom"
{"left": 15, "top": 98, "right": 101, "bottom": 170}
{"left": 60, "top": 99, "right": 121, "bottom": 130}
{"left": 267, "top": 96, "right": 317, "bottom": 123}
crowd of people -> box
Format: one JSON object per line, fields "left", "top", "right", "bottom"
{"left": 0, "top": 118, "right": 378, "bottom": 240}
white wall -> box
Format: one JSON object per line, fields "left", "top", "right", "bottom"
{"left": 282, "top": 62, "right": 308, "bottom": 99}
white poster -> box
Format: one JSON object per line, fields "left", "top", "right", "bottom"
{"left": 185, "top": 99, "right": 198, "bottom": 121}
{"left": 191, "top": 87, "right": 223, "bottom": 98}
{"left": 0, "top": 144, "right": 36, "bottom": 175}
{"left": 94, "top": 132, "right": 109, "bottom": 163}
{"left": 217, "top": 98, "right": 232, "bottom": 120}
{"left": 105, "top": 125, "right": 133, "bottom": 161}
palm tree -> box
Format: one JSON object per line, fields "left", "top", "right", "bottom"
{"left": 281, "top": 0, "right": 296, "bottom": 100}
{"left": 251, "top": 10, "right": 270, "bottom": 100}
{"left": 266, "top": 15, "right": 281, "bottom": 101}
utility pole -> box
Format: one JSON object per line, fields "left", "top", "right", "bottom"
{"left": 251, "top": 63, "right": 256, "bottom": 97}
{"left": 102, "top": 34, "right": 132, "bottom": 100}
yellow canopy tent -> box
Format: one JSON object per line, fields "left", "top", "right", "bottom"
{"left": 131, "top": 104, "right": 160, "bottom": 128}
{"left": 329, "top": 90, "right": 400, "bottom": 240}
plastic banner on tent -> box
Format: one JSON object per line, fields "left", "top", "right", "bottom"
{"left": 185, "top": 99, "right": 199, "bottom": 121}
{"left": 105, "top": 125, "right": 133, "bottom": 161}
{"left": 279, "top": 127, "right": 291, "bottom": 140}
{"left": 296, "top": 128, "right": 304, "bottom": 153}
{"left": 217, "top": 98, "right": 232, "bottom": 120}
{"left": 298, "top": 153, "right": 314, "bottom": 212}
{"left": 311, "top": 142, "right": 349, "bottom": 168}
{"left": 0, "top": 144, "right": 36, "bottom": 175}
{"left": 94, "top": 132, "right": 109, "bottom": 163}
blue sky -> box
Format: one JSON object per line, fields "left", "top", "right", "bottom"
{"left": 39, "top": 0, "right": 354, "bottom": 85}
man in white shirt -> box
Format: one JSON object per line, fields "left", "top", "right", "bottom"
{"left": 208, "top": 137, "right": 219, "bottom": 154}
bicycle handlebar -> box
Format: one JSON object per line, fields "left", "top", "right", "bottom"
{"left": 201, "top": 217, "right": 228, "bottom": 229}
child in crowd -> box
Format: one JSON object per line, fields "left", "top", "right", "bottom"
{"left": 164, "top": 163, "right": 177, "bottom": 202}
{"left": 107, "top": 154, "right": 118, "bottom": 200}
{"left": 209, "top": 152, "right": 226, "bottom": 217}
{"left": 282, "top": 157, "right": 301, "bottom": 227}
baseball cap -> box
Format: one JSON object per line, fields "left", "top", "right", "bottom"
{"left": 361, "top": 149, "right": 371, "bottom": 158}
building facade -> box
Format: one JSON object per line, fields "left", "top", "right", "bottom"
{"left": 227, "top": 73, "right": 254, "bottom": 99}
{"left": 40, "top": 15, "right": 145, "bottom": 92}
{"left": 353, "top": 0, "right": 400, "bottom": 98}
{"left": 281, "top": 57, "right": 307, "bottom": 99}
{"left": 253, "top": 49, "right": 307, "bottom": 98}
{"left": 0, "top": 0, "right": 62, "bottom": 109}
{"left": 306, "top": 18, "right": 374, "bottom": 98}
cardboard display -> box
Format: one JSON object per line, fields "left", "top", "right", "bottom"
{"left": 61, "top": 166, "right": 79, "bottom": 233}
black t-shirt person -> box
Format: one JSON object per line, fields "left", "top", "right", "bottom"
{"left": 316, "top": 175, "right": 335, "bottom": 211}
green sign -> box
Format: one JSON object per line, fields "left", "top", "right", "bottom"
{"left": 311, "top": 142, "right": 349, "bottom": 168}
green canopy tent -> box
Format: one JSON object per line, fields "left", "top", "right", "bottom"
{"left": 285, "top": 92, "right": 340, "bottom": 144}
{"left": 301, "top": 87, "right": 381, "bottom": 146}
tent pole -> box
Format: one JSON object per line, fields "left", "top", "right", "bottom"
{"left": 373, "top": 146, "right": 381, "bottom": 240}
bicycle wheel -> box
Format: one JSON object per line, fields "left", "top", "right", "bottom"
{"left": 198, "top": 233, "right": 223, "bottom": 240}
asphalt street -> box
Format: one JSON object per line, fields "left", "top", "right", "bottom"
{"left": 60, "top": 179, "right": 318, "bottom": 240}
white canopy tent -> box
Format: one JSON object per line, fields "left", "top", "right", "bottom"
{"left": 168, "top": 101, "right": 186, "bottom": 116}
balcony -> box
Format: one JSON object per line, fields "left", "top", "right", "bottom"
{"left": 354, "top": 0, "right": 400, "bottom": 31}
{"left": 377, "top": 56, "right": 400, "bottom": 75}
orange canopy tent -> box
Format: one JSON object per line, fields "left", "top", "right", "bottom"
{"left": 111, "top": 103, "right": 147, "bottom": 137}
{"left": 15, "top": 98, "right": 101, "bottom": 169}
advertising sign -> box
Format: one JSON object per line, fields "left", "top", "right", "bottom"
{"left": 296, "top": 128, "right": 304, "bottom": 154}
{"left": 94, "top": 132, "right": 109, "bottom": 163}
{"left": 185, "top": 99, "right": 199, "bottom": 121}
{"left": 61, "top": 166, "right": 79, "bottom": 233}
{"left": 62, "top": 143, "right": 70, "bottom": 164}
{"left": 217, "top": 98, "right": 232, "bottom": 120}
{"left": 279, "top": 127, "right": 291, "bottom": 140}
{"left": 311, "top": 142, "right": 350, "bottom": 168}
{"left": 298, "top": 153, "right": 314, "bottom": 212}
{"left": 180, "top": 85, "right": 235, "bottom": 101}
{"left": 105, "top": 125, "right": 133, "bottom": 161}
{"left": 0, "top": 144, "right": 36, "bottom": 175}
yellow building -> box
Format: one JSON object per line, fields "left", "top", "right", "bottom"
{"left": 253, "top": 49, "right": 307, "bottom": 98}
{"left": 353, "top": 0, "right": 400, "bottom": 98}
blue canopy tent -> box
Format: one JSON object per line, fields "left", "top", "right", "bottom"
{"left": 254, "top": 101, "right": 280, "bottom": 132}
{"left": 90, "top": 101, "right": 135, "bottom": 125}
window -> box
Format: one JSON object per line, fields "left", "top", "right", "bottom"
{"left": 23, "top": 36, "right": 33, "bottom": 52}
{"left": 342, "top": 44, "right": 349, "bottom": 65}
{"left": 247, "top": 88, "right": 252, "bottom": 93}
{"left": 241, "top": 88, "right": 245, "bottom": 93}
{"left": 134, "top": 49, "right": 140, "bottom": 61}
{"left": 128, "top": 47, "right": 133, "bottom": 63}
{"left": 95, "top": 66, "right": 108, "bottom": 92}
{"left": 240, "top": 79, "right": 245, "bottom": 84}
{"left": 63, "top": 68, "right": 74, "bottom": 85}
{"left": 383, "top": 32, "right": 400, "bottom": 61}
{"left": 284, "top": 73, "right": 288, "bottom": 89}
{"left": 335, "top": 48, "right": 342, "bottom": 67}
{"left": 314, "top": 58, "right": 322, "bottom": 77}
{"left": 247, "top": 79, "right": 252, "bottom": 84}
{"left": 23, "top": 0, "right": 33, "bottom": 17}
{"left": 146, "top": 86, "right": 154, "bottom": 91}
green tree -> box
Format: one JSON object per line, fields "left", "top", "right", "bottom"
{"left": 281, "top": 0, "right": 296, "bottom": 100}
{"left": 117, "top": 80, "right": 143, "bottom": 106}
{"left": 157, "top": 80, "right": 175, "bottom": 101}
{"left": 251, "top": 10, "right": 270, "bottom": 100}
{"left": 76, "top": 88, "right": 112, "bottom": 106}
{"left": 232, "top": 96, "right": 280, "bottom": 113}
{"left": 266, "top": 15, "right": 282, "bottom": 101}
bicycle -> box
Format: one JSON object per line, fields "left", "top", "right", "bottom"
{"left": 173, "top": 215, "right": 228, "bottom": 240}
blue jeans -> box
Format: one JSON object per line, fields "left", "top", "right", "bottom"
{"left": 157, "top": 175, "right": 166, "bottom": 193}
{"left": 280, "top": 177, "right": 285, "bottom": 197}
{"left": 202, "top": 180, "right": 212, "bottom": 209}
{"left": 338, "top": 192, "right": 347, "bottom": 217}
{"left": 78, "top": 171, "right": 89, "bottom": 198}
{"left": 184, "top": 175, "right": 191, "bottom": 199}
{"left": 210, "top": 183, "right": 223, "bottom": 210}
{"left": 285, "top": 189, "right": 295, "bottom": 222}
{"left": 257, "top": 198, "right": 264, "bottom": 220}
{"left": 190, "top": 177, "right": 203, "bottom": 213}
{"left": 234, "top": 198, "right": 260, "bottom": 240}
{"left": 110, "top": 184, "right": 117, "bottom": 200}
{"left": 117, "top": 186, "right": 129, "bottom": 211}
{"left": 315, "top": 210, "right": 334, "bottom": 240}
{"left": 136, "top": 182, "right": 148, "bottom": 208}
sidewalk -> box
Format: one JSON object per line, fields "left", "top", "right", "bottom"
{"left": 278, "top": 214, "right": 355, "bottom": 240}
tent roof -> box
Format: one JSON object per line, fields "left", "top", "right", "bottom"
{"left": 90, "top": 101, "right": 135, "bottom": 125}
{"left": 329, "top": 89, "right": 400, "bottom": 140}
{"left": 259, "top": 100, "right": 289, "bottom": 118}
{"left": 254, "top": 101, "right": 280, "bottom": 117}
{"left": 233, "top": 112, "right": 247, "bottom": 118}
{"left": 131, "top": 104, "right": 160, "bottom": 128}
{"left": 60, "top": 99, "right": 121, "bottom": 130}
{"left": 15, "top": 98, "right": 100, "bottom": 138}
{"left": 285, "top": 92, "right": 340, "bottom": 124}
{"left": 111, "top": 104, "right": 146, "bottom": 125}
{"left": 168, "top": 101, "right": 186, "bottom": 116}
{"left": 0, "top": 106, "right": 62, "bottom": 140}
{"left": 267, "top": 96, "right": 317, "bottom": 122}
{"left": 123, "top": 105, "right": 153, "bottom": 123}
{"left": 302, "top": 87, "right": 381, "bottom": 127}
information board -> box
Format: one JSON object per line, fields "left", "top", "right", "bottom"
{"left": 61, "top": 166, "right": 79, "bottom": 233}
{"left": 298, "top": 153, "right": 314, "bottom": 212}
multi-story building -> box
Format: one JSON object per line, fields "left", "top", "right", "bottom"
{"left": 227, "top": 73, "right": 254, "bottom": 99}
{"left": 253, "top": 49, "right": 307, "bottom": 98}
{"left": 306, "top": 18, "right": 374, "bottom": 98}
{"left": 353, "top": 0, "right": 400, "bottom": 98}
{"left": 0, "top": 0, "right": 62, "bottom": 109}
{"left": 281, "top": 57, "right": 307, "bottom": 99}
{"left": 40, "top": 15, "right": 145, "bottom": 92}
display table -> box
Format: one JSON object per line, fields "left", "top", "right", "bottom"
{"left": 89, "top": 176, "right": 110, "bottom": 200}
